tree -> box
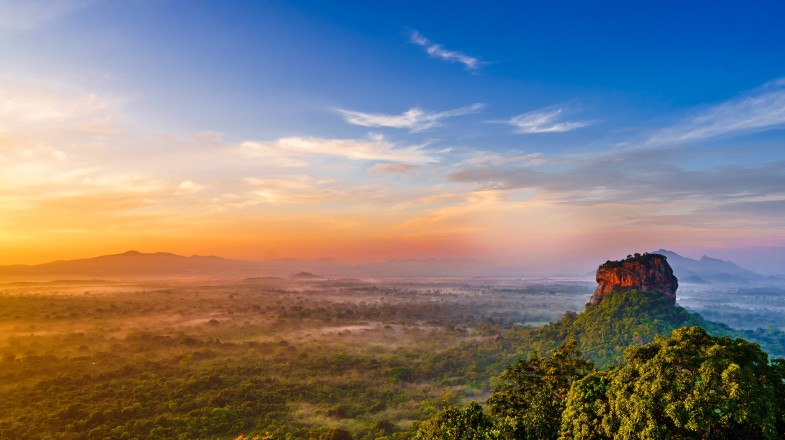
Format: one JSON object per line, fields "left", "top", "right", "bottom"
{"left": 414, "top": 401, "right": 508, "bottom": 440}
{"left": 559, "top": 370, "right": 612, "bottom": 440}
{"left": 487, "top": 339, "right": 594, "bottom": 440}
{"left": 320, "top": 428, "right": 353, "bottom": 440}
{"left": 769, "top": 358, "right": 785, "bottom": 434}
{"left": 560, "top": 326, "right": 784, "bottom": 440}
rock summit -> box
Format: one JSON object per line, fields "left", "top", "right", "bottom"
{"left": 589, "top": 253, "right": 678, "bottom": 305}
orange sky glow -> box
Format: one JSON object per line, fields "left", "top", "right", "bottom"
{"left": 3, "top": 3, "right": 785, "bottom": 274}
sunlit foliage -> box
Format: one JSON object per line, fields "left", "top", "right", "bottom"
{"left": 487, "top": 339, "right": 593, "bottom": 439}
{"left": 561, "top": 326, "right": 785, "bottom": 439}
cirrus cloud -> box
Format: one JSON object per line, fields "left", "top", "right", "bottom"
{"left": 410, "top": 30, "right": 482, "bottom": 71}
{"left": 506, "top": 108, "right": 590, "bottom": 134}
{"left": 237, "top": 133, "right": 441, "bottom": 164}
{"left": 449, "top": 145, "right": 785, "bottom": 209}
{"left": 648, "top": 78, "right": 785, "bottom": 144}
{"left": 0, "top": 81, "right": 117, "bottom": 130}
{"left": 337, "top": 103, "right": 484, "bottom": 132}
{"left": 369, "top": 163, "right": 419, "bottom": 174}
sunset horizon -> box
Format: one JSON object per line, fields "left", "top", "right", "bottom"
{"left": 4, "top": 3, "right": 785, "bottom": 437}
{"left": 3, "top": 1, "right": 785, "bottom": 274}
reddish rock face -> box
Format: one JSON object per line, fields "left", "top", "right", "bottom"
{"left": 589, "top": 253, "right": 678, "bottom": 305}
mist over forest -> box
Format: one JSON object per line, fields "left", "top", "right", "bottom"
{"left": 5, "top": 1, "right": 785, "bottom": 438}
{"left": 1, "top": 250, "right": 784, "bottom": 438}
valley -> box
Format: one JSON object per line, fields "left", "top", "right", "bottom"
{"left": 1, "top": 253, "right": 783, "bottom": 439}
{"left": 0, "top": 276, "right": 590, "bottom": 438}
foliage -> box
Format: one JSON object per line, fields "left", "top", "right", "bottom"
{"left": 423, "top": 327, "right": 785, "bottom": 440}
{"left": 2, "top": 278, "right": 784, "bottom": 438}
{"left": 599, "top": 252, "right": 662, "bottom": 270}
{"left": 559, "top": 370, "right": 612, "bottom": 440}
{"left": 521, "top": 289, "right": 785, "bottom": 368}
{"left": 416, "top": 339, "right": 594, "bottom": 439}
{"left": 0, "top": 279, "right": 544, "bottom": 439}
{"left": 486, "top": 339, "right": 594, "bottom": 439}
{"left": 421, "top": 293, "right": 785, "bottom": 440}
{"left": 560, "top": 326, "right": 785, "bottom": 439}
{"left": 413, "top": 402, "right": 513, "bottom": 440}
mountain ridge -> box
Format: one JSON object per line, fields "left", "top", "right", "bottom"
{"left": 653, "top": 248, "right": 782, "bottom": 285}
{"left": 0, "top": 251, "right": 257, "bottom": 279}
{"left": 3, "top": 249, "right": 782, "bottom": 282}
{"left": 0, "top": 250, "right": 501, "bottom": 280}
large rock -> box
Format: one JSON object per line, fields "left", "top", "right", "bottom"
{"left": 589, "top": 253, "right": 678, "bottom": 305}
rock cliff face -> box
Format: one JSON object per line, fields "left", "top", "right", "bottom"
{"left": 589, "top": 253, "right": 678, "bottom": 305}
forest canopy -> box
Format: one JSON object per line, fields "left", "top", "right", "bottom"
{"left": 418, "top": 327, "right": 785, "bottom": 440}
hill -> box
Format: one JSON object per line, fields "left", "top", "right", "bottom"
{"left": 654, "top": 248, "right": 782, "bottom": 285}
{"left": 518, "top": 253, "right": 785, "bottom": 367}
{"left": 0, "top": 251, "right": 505, "bottom": 280}
{"left": 290, "top": 271, "right": 322, "bottom": 280}
{"left": 417, "top": 253, "right": 785, "bottom": 439}
{"left": 0, "top": 250, "right": 261, "bottom": 279}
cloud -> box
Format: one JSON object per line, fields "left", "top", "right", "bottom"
{"left": 0, "top": 82, "right": 115, "bottom": 128}
{"left": 176, "top": 181, "right": 206, "bottom": 195}
{"left": 448, "top": 146, "right": 785, "bottom": 208}
{"left": 238, "top": 134, "right": 440, "bottom": 164}
{"left": 462, "top": 151, "right": 546, "bottom": 167}
{"left": 237, "top": 175, "right": 388, "bottom": 205}
{"left": 242, "top": 175, "right": 334, "bottom": 204}
{"left": 337, "top": 103, "right": 483, "bottom": 132}
{"left": 369, "top": 163, "right": 419, "bottom": 174}
{"left": 242, "top": 175, "right": 334, "bottom": 191}
{"left": 62, "top": 173, "right": 165, "bottom": 193}
{"left": 0, "top": 0, "right": 97, "bottom": 31}
{"left": 506, "top": 108, "right": 590, "bottom": 134}
{"left": 410, "top": 30, "right": 482, "bottom": 71}
{"left": 649, "top": 78, "right": 785, "bottom": 144}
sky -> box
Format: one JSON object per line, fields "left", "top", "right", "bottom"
{"left": 2, "top": 0, "right": 785, "bottom": 273}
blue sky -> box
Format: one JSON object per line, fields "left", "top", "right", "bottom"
{"left": 2, "top": 0, "right": 785, "bottom": 273}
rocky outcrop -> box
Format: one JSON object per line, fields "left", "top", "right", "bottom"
{"left": 589, "top": 253, "right": 678, "bottom": 305}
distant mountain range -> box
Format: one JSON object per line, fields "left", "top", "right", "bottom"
{"left": 653, "top": 249, "right": 784, "bottom": 285}
{"left": 2, "top": 249, "right": 781, "bottom": 283}
{"left": 0, "top": 251, "right": 257, "bottom": 279}
{"left": 0, "top": 250, "right": 501, "bottom": 281}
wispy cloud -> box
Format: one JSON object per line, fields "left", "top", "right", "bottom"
{"left": 0, "top": 80, "right": 128, "bottom": 190}
{"left": 238, "top": 134, "right": 440, "bottom": 164}
{"left": 175, "top": 180, "right": 206, "bottom": 195}
{"left": 0, "top": 0, "right": 97, "bottom": 31}
{"left": 410, "top": 30, "right": 482, "bottom": 71}
{"left": 337, "top": 103, "right": 483, "bottom": 132}
{"left": 649, "top": 78, "right": 785, "bottom": 144}
{"left": 505, "top": 108, "right": 590, "bottom": 134}
{"left": 0, "top": 82, "right": 116, "bottom": 128}
{"left": 239, "top": 175, "right": 388, "bottom": 205}
{"left": 448, "top": 146, "right": 785, "bottom": 211}
{"left": 241, "top": 175, "right": 337, "bottom": 204}
{"left": 369, "top": 163, "right": 419, "bottom": 174}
